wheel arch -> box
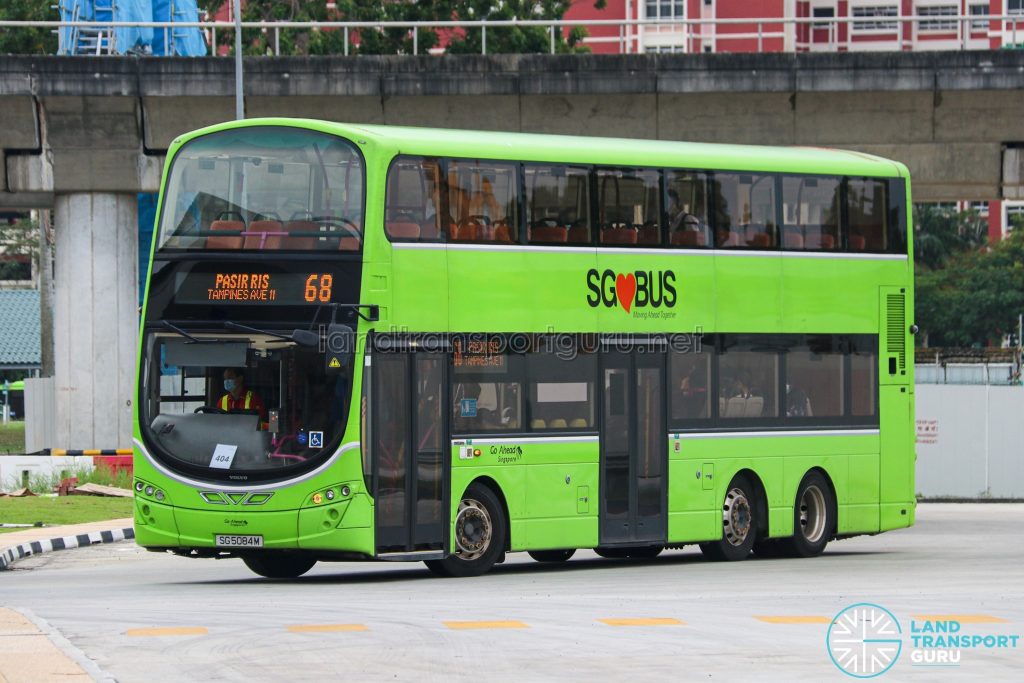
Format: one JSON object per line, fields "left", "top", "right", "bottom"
{"left": 801, "top": 466, "right": 839, "bottom": 538}
{"left": 464, "top": 475, "right": 512, "bottom": 552}
{"left": 733, "top": 468, "right": 770, "bottom": 539}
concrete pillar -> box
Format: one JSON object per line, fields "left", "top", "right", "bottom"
{"left": 52, "top": 193, "right": 138, "bottom": 450}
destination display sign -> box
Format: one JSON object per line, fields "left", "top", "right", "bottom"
{"left": 453, "top": 337, "right": 506, "bottom": 372}
{"left": 176, "top": 271, "right": 335, "bottom": 306}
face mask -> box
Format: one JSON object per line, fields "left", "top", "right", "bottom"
{"left": 224, "top": 379, "right": 236, "bottom": 393}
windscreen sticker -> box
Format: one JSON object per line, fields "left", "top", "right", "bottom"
{"left": 309, "top": 431, "right": 324, "bottom": 448}
{"left": 210, "top": 444, "right": 238, "bottom": 469}
{"left": 460, "top": 398, "right": 477, "bottom": 417}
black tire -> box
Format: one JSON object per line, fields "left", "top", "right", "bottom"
{"left": 242, "top": 552, "right": 317, "bottom": 579}
{"left": 779, "top": 471, "right": 834, "bottom": 558}
{"left": 594, "top": 547, "right": 631, "bottom": 559}
{"left": 425, "top": 483, "right": 506, "bottom": 578}
{"left": 699, "top": 474, "right": 759, "bottom": 562}
{"left": 528, "top": 549, "right": 576, "bottom": 563}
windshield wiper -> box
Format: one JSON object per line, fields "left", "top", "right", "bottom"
{"left": 223, "top": 321, "right": 319, "bottom": 347}
{"left": 159, "top": 320, "right": 219, "bottom": 344}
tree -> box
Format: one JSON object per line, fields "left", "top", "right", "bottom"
{"left": 0, "top": 216, "right": 39, "bottom": 281}
{"left": 0, "top": 1, "right": 58, "bottom": 55}
{"left": 915, "top": 228, "right": 1024, "bottom": 347}
{"left": 205, "top": 1, "right": 606, "bottom": 56}
{"left": 912, "top": 204, "right": 987, "bottom": 270}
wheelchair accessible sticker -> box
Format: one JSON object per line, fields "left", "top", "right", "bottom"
{"left": 309, "top": 431, "right": 324, "bottom": 448}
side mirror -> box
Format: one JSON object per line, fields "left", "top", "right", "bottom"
{"left": 325, "top": 323, "right": 354, "bottom": 373}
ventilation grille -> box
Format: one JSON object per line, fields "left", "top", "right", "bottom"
{"left": 886, "top": 293, "right": 906, "bottom": 371}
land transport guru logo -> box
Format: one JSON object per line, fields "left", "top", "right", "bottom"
{"left": 585, "top": 268, "right": 677, "bottom": 319}
{"left": 826, "top": 603, "right": 1020, "bottom": 678}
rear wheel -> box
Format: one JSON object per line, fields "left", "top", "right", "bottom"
{"left": 780, "top": 472, "right": 834, "bottom": 558}
{"left": 242, "top": 552, "right": 317, "bottom": 579}
{"left": 528, "top": 549, "right": 576, "bottom": 563}
{"left": 700, "top": 475, "right": 758, "bottom": 561}
{"left": 425, "top": 483, "right": 506, "bottom": 578}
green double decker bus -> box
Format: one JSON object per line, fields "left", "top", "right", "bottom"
{"left": 134, "top": 119, "right": 916, "bottom": 578}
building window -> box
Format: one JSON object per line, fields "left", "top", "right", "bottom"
{"left": 969, "top": 3, "right": 990, "bottom": 30}
{"left": 645, "top": 0, "right": 685, "bottom": 21}
{"left": 917, "top": 5, "right": 958, "bottom": 31}
{"left": 1006, "top": 202, "right": 1024, "bottom": 232}
{"left": 852, "top": 5, "right": 900, "bottom": 31}
{"left": 813, "top": 7, "right": 836, "bottom": 29}
{"left": 1010, "top": 1, "right": 1024, "bottom": 16}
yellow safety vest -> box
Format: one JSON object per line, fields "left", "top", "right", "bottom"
{"left": 220, "top": 390, "right": 253, "bottom": 411}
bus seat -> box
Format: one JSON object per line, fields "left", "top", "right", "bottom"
{"left": 748, "top": 229, "right": 772, "bottom": 248}
{"left": 243, "top": 219, "right": 283, "bottom": 250}
{"left": 387, "top": 221, "right": 421, "bottom": 239}
{"left": 549, "top": 418, "right": 568, "bottom": 429}
{"left": 338, "top": 236, "right": 361, "bottom": 251}
{"left": 818, "top": 233, "right": 836, "bottom": 250}
{"left": 637, "top": 226, "right": 660, "bottom": 245}
{"left": 530, "top": 418, "right": 547, "bottom": 430}
{"left": 569, "top": 418, "right": 588, "bottom": 428}
{"left": 419, "top": 218, "right": 440, "bottom": 240}
{"left": 281, "top": 220, "right": 318, "bottom": 249}
{"left": 491, "top": 221, "right": 513, "bottom": 243}
{"left": 782, "top": 229, "right": 804, "bottom": 250}
{"left": 671, "top": 230, "right": 704, "bottom": 247}
{"left": 206, "top": 219, "right": 245, "bottom": 249}
{"left": 601, "top": 227, "right": 637, "bottom": 244}
{"left": 849, "top": 234, "right": 867, "bottom": 250}
{"left": 530, "top": 225, "right": 568, "bottom": 243}
{"left": 744, "top": 396, "right": 764, "bottom": 417}
{"left": 567, "top": 224, "right": 590, "bottom": 244}
{"left": 725, "top": 397, "right": 746, "bottom": 418}
{"left": 451, "top": 219, "right": 481, "bottom": 241}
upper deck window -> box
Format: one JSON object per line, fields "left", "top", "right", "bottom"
{"left": 525, "top": 165, "right": 591, "bottom": 245}
{"left": 596, "top": 169, "right": 661, "bottom": 246}
{"left": 782, "top": 176, "right": 841, "bottom": 250}
{"left": 158, "top": 127, "right": 365, "bottom": 252}
{"left": 713, "top": 173, "right": 778, "bottom": 249}
{"left": 448, "top": 160, "right": 520, "bottom": 243}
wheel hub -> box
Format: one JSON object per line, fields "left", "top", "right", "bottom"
{"left": 454, "top": 498, "right": 492, "bottom": 560}
{"left": 799, "top": 484, "right": 827, "bottom": 544}
{"left": 722, "top": 487, "right": 752, "bottom": 547}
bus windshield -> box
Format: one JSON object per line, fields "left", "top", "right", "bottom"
{"left": 139, "top": 330, "right": 354, "bottom": 481}
{"left": 157, "top": 126, "right": 365, "bottom": 252}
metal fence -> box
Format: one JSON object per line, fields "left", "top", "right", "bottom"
{"left": 1, "top": 14, "right": 1022, "bottom": 56}
{"left": 916, "top": 363, "right": 1020, "bottom": 385}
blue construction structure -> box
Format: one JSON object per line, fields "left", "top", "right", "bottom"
{"left": 57, "top": 1, "right": 207, "bottom": 56}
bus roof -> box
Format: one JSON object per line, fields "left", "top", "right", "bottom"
{"left": 174, "top": 118, "right": 908, "bottom": 179}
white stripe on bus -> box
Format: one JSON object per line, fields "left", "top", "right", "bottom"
{"left": 671, "top": 429, "right": 880, "bottom": 440}
{"left": 452, "top": 435, "right": 599, "bottom": 445}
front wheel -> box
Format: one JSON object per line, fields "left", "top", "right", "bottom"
{"left": 425, "top": 483, "right": 506, "bottom": 578}
{"left": 700, "top": 475, "right": 758, "bottom": 562}
{"left": 242, "top": 552, "right": 317, "bottom": 579}
{"left": 779, "top": 472, "right": 834, "bottom": 558}
{"left": 528, "top": 549, "right": 576, "bottom": 563}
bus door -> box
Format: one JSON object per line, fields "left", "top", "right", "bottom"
{"left": 372, "top": 342, "right": 449, "bottom": 556}
{"left": 599, "top": 340, "right": 668, "bottom": 545}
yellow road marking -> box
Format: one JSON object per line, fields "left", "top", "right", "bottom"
{"left": 755, "top": 616, "right": 831, "bottom": 624}
{"left": 287, "top": 624, "right": 368, "bottom": 633}
{"left": 126, "top": 627, "right": 209, "bottom": 637}
{"left": 911, "top": 615, "right": 1010, "bottom": 624}
{"left": 598, "top": 618, "right": 684, "bottom": 627}
{"left": 443, "top": 620, "right": 528, "bottom": 630}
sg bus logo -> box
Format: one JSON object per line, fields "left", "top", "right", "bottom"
{"left": 585, "top": 269, "right": 677, "bottom": 314}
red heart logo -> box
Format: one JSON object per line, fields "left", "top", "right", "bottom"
{"left": 615, "top": 273, "right": 636, "bottom": 313}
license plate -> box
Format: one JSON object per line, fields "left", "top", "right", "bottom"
{"left": 215, "top": 534, "right": 263, "bottom": 548}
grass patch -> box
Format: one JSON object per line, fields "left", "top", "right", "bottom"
{"left": 4, "top": 463, "right": 133, "bottom": 495}
{"left": 0, "top": 421, "right": 25, "bottom": 454}
{"left": 0, "top": 495, "right": 133, "bottom": 534}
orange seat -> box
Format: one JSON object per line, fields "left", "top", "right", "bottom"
{"left": 243, "top": 220, "right": 283, "bottom": 250}
{"left": 849, "top": 234, "right": 867, "bottom": 251}
{"left": 491, "top": 221, "right": 513, "bottom": 243}
{"left": 818, "top": 233, "right": 836, "bottom": 250}
{"left": 530, "top": 225, "right": 568, "bottom": 243}
{"left": 601, "top": 227, "right": 637, "bottom": 245}
{"left": 567, "top": 225, "right": 590, "bottom": 243}
{"left": 387, "top": 221, "right": 421, "bottom": 239}
{"left": 206, "top": 220, "right": 244, "bottom": 249}
{"left": 281, "top": 221, "right": 318, "bottom": 249}
{"left": 637, "top": 226, "right": 660, "bottom": 245}
{"left": 671, "top": 230, "right": 704, "bottom": 247}
{"left": 717, "top": 230, "right": 740, "bottom": 247}
{"left": 420, "top": 219, "right": 440, "bottom": 240}
{"left": 451, "top": 219, "right": 481, "bottom": 241}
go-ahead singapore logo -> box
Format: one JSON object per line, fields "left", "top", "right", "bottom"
{"left": 827, "top": 603, "right": 903, "bottom": 678}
